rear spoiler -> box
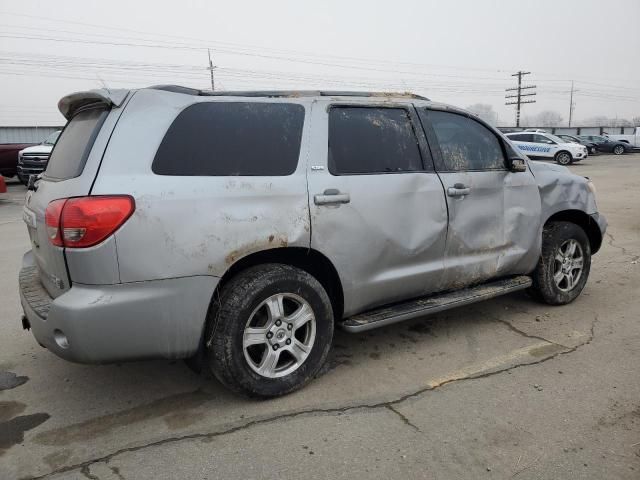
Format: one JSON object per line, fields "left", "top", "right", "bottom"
{"left": 58, "top": 89, "right": 129, "bottom": 120}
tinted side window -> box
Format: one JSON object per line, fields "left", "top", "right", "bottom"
{"left": 534, "top": 134, "right": 553, "bottom": 144}
{"left": 45, "top": 108, "right": 108, "bottom": 180}
{"left": 429, "top": 111, "right": 505, "bottom": 171}
{"left": 519, "top": 133, "right": 534, "bottom": 142}
{"left": 153, "top": 102, "right": 305, "bottom": 176}
{"left": 328, "top": 107, "right": 423, "bottom": 175}
{"left": 508, "top": 134, "right": 525, "bottom": 141}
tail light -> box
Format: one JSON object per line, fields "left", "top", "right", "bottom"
{"left": 44, "top": 196, "right": 135, "bottom": 248}
{"left": 45, "top": 198, "right": 66, "bottom": 246}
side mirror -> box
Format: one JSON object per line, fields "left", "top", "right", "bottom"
{"left": 509, "top": 157, "right": 527, "bottom": 172}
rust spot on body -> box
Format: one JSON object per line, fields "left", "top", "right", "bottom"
{"left": 225, "top": 236, "right": 289, "bottom": 265}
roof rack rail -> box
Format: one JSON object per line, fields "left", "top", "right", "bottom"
{"left": 147, "top": 85, "right": 429, "bottom": 101}
{"left": 147, "top": 85, "right": 202, "bottom": 95}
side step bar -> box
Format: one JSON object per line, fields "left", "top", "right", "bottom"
{"left": 340, "top": 275, "right": 532, "bottom": 333}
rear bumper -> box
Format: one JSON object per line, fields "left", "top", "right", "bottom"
{"left": 19, "top": 251, "right": 218, "bottom": 364}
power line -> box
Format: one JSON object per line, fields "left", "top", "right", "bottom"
{"left": 2, "top": 9, "right": 640, "bottom": 91}
{"left": 505, "top": 71, "right": 536, "bottom": 127}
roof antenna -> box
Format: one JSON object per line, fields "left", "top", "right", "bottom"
{"left": 96, "top": 73, "right": 111, "bottom": 93}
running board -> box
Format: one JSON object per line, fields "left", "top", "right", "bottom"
{"left": 340, "top": 275, "right": 532, "bottom": 333}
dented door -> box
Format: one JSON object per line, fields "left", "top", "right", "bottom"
{"left": 421, "top": 108, "right": 541, "bottom": 289}
{"left": 308, "top": 102, "right": 448, "bottom": 317}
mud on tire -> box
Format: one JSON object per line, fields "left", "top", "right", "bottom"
{"left": 530, "top": 221, "right": 591, "bottom": 305}
{"left": 207, "top": 263, "right": 334, "bottom": 398}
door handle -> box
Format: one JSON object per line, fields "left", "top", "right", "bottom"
{"left": 314, "top": 188, "right": 351, "bottom": 205}
{"left": 447, "top": 183, "right": 471, "bottom": 197}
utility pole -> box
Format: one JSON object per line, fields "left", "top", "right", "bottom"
{"left": 568, "top": 80, "right": 576, "bottom": 127}
{"left": 505, "top": 71, "right": 536, "bottom": 127}
{"left": 207, "top": 49, "right": 215, "bottom": 91}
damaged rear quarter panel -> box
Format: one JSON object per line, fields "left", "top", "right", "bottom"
{"left": 91, "top": 90, "right": 312, "bottom": 282}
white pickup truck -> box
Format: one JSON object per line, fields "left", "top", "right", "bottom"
{"left": 607, "top": 127, "right": 640, "bottom": 148}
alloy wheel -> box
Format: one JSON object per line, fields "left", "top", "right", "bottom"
{"left": 242, "top": 293, "right": 316, "bottom": 378}
{"left": 557, "top": 152, "right": 571, "bottom": 165}
{"left": 553, "top": 239, "right": 584, "bottom": 292}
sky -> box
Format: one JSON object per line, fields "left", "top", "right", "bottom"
{"left": 0, "top": 0, "right": 639, "bottom": 127}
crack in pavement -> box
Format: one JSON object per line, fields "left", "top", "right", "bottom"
{"left": 606, "top": 232, "right": 640, "bottom": 262}
{"left": 490, "top": 316, "right": 570, "bottom": 349}
{"left": 22, "top": 316, "right": 598, "bottom": 480}
{"left": 79, "top": 465, "right": 99, "bottom": 480}
{"left": 109, "top": 465, "right": 126, "bottom": 480}
{"left": 385, "top": 405, "right": 421, "bottom": 432}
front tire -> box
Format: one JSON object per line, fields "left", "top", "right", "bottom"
{"left": 530, "top": 222, "right": 591, "bottom": 305}
{"left": 613, "top": 145, "right": 625, "bottom": 155}
{"left": 555, "top": 151, "right": 573, "bottom": 165}
{"left": 208, "top": 264, "right": 334, "bottom": 398}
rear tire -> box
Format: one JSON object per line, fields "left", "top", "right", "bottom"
{"left": 207, "top": 264, "right": 333, "bottom": 398}
{"left": 530, "top": 222, "right": 591, "bottom": 305}
{"left": 555, "top": 151, "right": 572, "bottom": 165}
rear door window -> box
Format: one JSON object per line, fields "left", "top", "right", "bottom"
{"left": 45, "top": 108, "right": 108, "bottom": 180}
{"left": 534, "top": 134, "right": 554, "bottom": 144}
{"left": 153, "top": 102, "right": 305, "bottom": 176}
{"left": 328, "top": 106, "right": 424, "bottom": 175}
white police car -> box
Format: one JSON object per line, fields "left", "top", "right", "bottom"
{"left": 505, "top": 131, "right": 587, "bottom": 165}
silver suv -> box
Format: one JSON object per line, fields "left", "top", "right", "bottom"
{"left": 19, "top": 86, "right": 607, "bottom": 397}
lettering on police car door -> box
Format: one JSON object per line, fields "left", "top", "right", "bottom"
{"left": 517, "top": 145, "right": 551, "bottom": 153}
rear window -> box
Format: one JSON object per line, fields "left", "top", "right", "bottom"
{"left": 152, "top": 102, "right": 305, "bottom": 176}
{"left": 45, "top": 108, "right": 108, "bottom": 180}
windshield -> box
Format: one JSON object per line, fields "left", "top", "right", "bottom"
{"left": 43, "top": 131, "right": 61, "bottom": 145}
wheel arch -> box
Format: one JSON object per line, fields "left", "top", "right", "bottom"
{"left": 545, "top": 210, "right": 602, "bottom": 254}
{"left": 554, "top": 150, "right": 573, "bottom": 164}
{"left": 215, "top": 247, "right": 344, "bottom": 322}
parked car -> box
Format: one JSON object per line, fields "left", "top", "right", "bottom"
{"left": 19, "top": 86, "right": 606, "bottom": 397}
{"left": 578, "top": 135, "right": 632, "bottom": 155}
{"left": 605, "top": 127, "right": 640, "bottom": 148}
{"left": 556, "top": 134, "right": 598, "bottom": 154}
{"left": 0, "top": 142, "right": 36, "bottom": 178}
{"left": 17, "top": 131, "right": 61, "bottom": 184}
{"left": 505, "top": 131, "right": 588, "bottom": 165}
